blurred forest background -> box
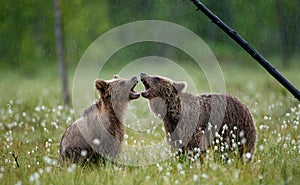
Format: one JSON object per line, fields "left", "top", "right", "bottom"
{"left": 0, "top": 0, "right": 299, "bottom": 100}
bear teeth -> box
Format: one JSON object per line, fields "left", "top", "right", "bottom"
{"left": 142, "top": 80, "right": 150, "bottom": 90}
{"left": 130, "top": 84, "right": 136, "bottom": 92}
{"left": 141, "top": 89, "right": 150, "bottom": 98}
{"left": 129, "top": 83, "right": 140, "bottom": 100}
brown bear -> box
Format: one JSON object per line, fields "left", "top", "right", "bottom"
{"left": 60, "top": 75, "right": 140, "bottom": 164}
{"left": 140, "top": 72, "right": 257, "bottom": 161}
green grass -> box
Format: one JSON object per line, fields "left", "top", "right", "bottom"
{"left": 0, "top": 61, "right": 299, "bottom": 185}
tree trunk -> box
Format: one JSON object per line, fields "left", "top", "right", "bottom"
{"left": 53, "top": 0, "right": 70, "bottom": 105}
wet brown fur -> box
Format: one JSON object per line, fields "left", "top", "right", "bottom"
{"left": 60, "top": 76, "right": 139, "bottom": 164}
{"left": 140, "top": 73, "right": 257, "bottom": 160}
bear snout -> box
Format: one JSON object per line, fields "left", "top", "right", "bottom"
{"left": 131, "top": 76, "right": 138, "bottom": 82}
{"left": 129, "top": 76, "right": 140, "bottom": 100}
{"left": 140, "top": 72, "right": 149, "bottom": 79}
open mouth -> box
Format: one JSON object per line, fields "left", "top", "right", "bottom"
{"left": 141, "top": 79, "right": 151, "bottom": 98}
{"left": 129, "top": 82, "right": 140, "bottom": 100}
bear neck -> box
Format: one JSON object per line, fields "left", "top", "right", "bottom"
{"left": 95, "top": 99, "right": 125, "bottom": 141}
{"left": 163, "top": 94, "right": 181, "bottom": 135}
{"left": 96, "top": 98, "right": 126, "bottom": 126}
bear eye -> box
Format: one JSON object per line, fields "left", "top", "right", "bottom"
{"left": 154, "top": 77, "right": 160, "bottom": 83}
{"left": 120, "top": 81, "right": 125, "bottom": 86}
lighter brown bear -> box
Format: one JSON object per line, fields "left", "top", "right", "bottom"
{"left": 60, "top": 75, "right": 140, "bottom": 164}
{"left": 140, "top": 73, "right": 257, "bottom": 161}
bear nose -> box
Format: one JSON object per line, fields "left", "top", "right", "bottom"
{"left": 131, "top": 76, "right": 138, "bottom": 81}
{"left": 140, "top": 72, "right": 148, "bottom": 79}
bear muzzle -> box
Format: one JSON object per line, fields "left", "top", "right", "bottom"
{"left": 129, "top": 77, "right": 140, "bottom": 100}
{"left": 140, "top": 73, "right": 151, "bottom": 98}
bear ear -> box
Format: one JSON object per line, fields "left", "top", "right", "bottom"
{"left": 95, "top": 79, "right": 108, "bottom": 92}
{"left": 113, "top": 74, "right": 120, "bottom": 79}
{"left": 173, "top": 81, "right": 187, "bottom": 93}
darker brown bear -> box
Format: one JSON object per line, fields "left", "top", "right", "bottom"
{"left": 140, "top": 73, "right": 257, "bottom": 161}
{"left": 60, "top": 75, "right": 140, "bottom": 164}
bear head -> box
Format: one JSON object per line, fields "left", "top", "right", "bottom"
{"left": 140, "top": 73, "right": 186, "bottom": 100}
{"left": 95, "top": 75, "right": 140, "bottom": 105}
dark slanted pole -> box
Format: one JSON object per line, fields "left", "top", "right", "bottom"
{"left": 188, "top": 0, "right": 300, "bottom": 101}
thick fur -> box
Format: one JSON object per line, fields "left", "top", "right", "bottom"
{"left": 140, "top": 73, "right": 257, "bottom": 160}
{"left": 60, "top": 75, "right": 139, "bottom": 164}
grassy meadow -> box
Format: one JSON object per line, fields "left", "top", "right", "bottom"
{"left": 0, "top": 59, "right": 299, "bottom": 185}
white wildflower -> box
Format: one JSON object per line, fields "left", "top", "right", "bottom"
{"left": 234, "top": 170, "right": 239, "bottom": 180}
{"left": 81, "top": 150, "right": 87, "bottom": 157}
{"left": 201, "top": 173, "right": 209, "bottom": 179}
{"left": 241, "top": 138, "right": 247, "bottom": 144}
{"left": 259, "top": 145, "right": 264, "bottom": 151}
{"left": 193, "top": 174, "right": 198, "bottom": 181}
{"left": 92, "top": 138, "right": 100, "bottom": 145}
{"left": 177, "top": 163, "right": 183, "bottom": 170}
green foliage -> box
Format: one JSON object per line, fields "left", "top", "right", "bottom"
{"left": 0, "top": 0, "right": 55, "bottom": 68}
{"left": 0, "top": 0, "right": 299, "bottom": 71}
